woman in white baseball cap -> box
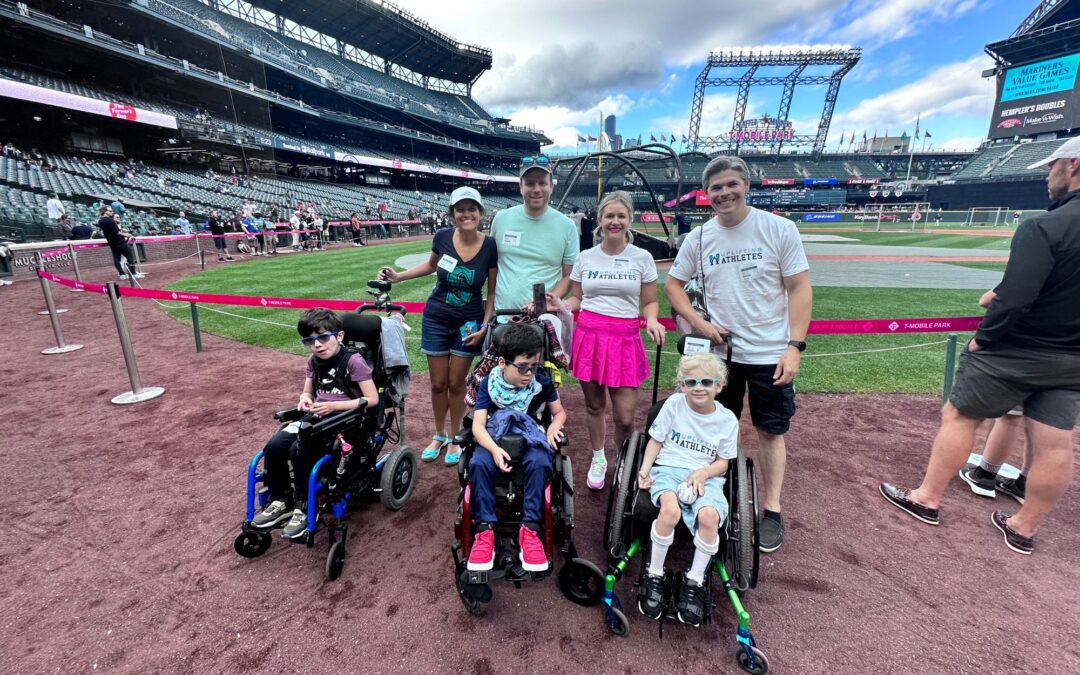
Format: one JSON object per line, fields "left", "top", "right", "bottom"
{"left": 379, "top": 186, "right": 498, "bottom": 465}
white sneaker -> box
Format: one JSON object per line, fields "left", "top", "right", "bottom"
{"left": 587, "top": 456, "right": 607, "bottom": 490}
{"left": 282, "top": 508, "right": 307, "bottom": 539}
{"left": 251, "top": 499, "right": 291, "bottom": 528}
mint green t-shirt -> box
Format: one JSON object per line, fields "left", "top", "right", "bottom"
{"left": 491, "top": 204, "right": 579, "bottom": 310}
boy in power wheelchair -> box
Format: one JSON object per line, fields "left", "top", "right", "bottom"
{"left": 234, "top": 306, "right": 418, "bottom": 580}
{"left": 601, "top": 344, "right": 768, "bottom": 673}
{"left": 452, "top": 322, "right": 603, "bottom": 614}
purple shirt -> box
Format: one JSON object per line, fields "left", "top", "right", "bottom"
{"left": 306, "top": 352, "right": 372, "bottom": 402}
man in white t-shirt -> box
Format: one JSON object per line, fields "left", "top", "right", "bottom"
{"left": 665, "top": 155, "right": 812, "bottom": 554}
{"left": 46, "top": 193, "right": 65, "bottom": 227}
{"left": 490, "top": 155, "right": 579, "bottom": 310}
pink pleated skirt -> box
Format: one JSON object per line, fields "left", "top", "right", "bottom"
{"left": 571, "top": 310, "right": 649, "bottom": 388}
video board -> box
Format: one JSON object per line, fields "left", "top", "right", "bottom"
{"left": 989, "top": 53, "right": 1080, "bottom": 139}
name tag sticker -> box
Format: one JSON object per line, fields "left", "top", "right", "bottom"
{"left": 740, "top": 265, "right": 757, "bottom": 281}
{"left": 683, "top": 336, "right": 711, "bottom": 355}
{"left": 502, "top": 231, "right": 522, "bottom": 247}
{"left": 612, "top": 257, "right": 629, "bottom": 271}
{"left": 437, "top": 254, "right": 458, "bottom": 272}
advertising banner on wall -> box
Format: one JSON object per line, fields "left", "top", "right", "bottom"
{"left": 989, "top": 53, "right": 1080, "bottom": 139}
{"left": 0, "top": 78, "right": 177, "bottom": 129}
{"left": 761, "top": 178, "right": 796, "bottom": 186}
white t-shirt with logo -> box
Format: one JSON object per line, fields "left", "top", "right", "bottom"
{"left": 668, "top": 207, "right": 809, "bottom": 364}
{"left": 648, "top": 393, "right": 738, "bottom": 471}
{"left": 570, "top": 244, "right": 658, "bottom": 319}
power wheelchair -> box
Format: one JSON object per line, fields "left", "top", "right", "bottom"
{"left": 233, "top": 281, "right": 419, "bottom": 581}
{"left": 600, "top": 335, "right": 768, "bottom": 673}
{"left": 450, "top": 311, "right": 605, "bottom": 616}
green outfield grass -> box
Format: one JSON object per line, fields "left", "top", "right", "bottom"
{"left": 161, "top": 234, "right": 997, "bottom": 394}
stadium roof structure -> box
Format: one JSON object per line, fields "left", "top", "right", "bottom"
{"left": 1010, "top": 0, "right": 1080, "bottom": 38}
{"left": 239, "top": 0, "right": 492, "bottom": 84}
{"left": 987, "top": 14, "right": 1080, "bottom": 66}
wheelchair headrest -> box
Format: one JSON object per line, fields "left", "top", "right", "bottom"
{"left": 490, "top": 320, "right": 547, "bottom": 359}
{"left": 341, "top": 312, "right": 381, "bottom": 350}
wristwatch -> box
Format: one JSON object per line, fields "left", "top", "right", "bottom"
{"left": 787, "top": 339, "right": 807, "bottom": 352}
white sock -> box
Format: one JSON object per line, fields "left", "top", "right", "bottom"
{"left": 648, "top": 521, "right": 673, "bottom": 577}
{"left": 687, "top": 533, "right": 719, "bottom": 584}
{"left": 593, "top": 448, "right": 606, "bottom": 460}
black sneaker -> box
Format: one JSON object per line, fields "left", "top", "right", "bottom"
{"left": 990, "top": 511, "right": 1034, "bottom": 555}
{"left": 759, "top": 513, "right": 784, "bottom": 553}
{"left": 995, "top": 475, "right": 1026, "bottom": 504}
{"left": 636, "top": 573, "right": 665, "bottom": 621}
{"left": 959, "top": 464, "right": 997, "bottom": 498}
{"left": 879, "top": 483, "right": 940, "bottom": 525}
{"left": 675, "top": 577, "right": 707, "bottom": 627}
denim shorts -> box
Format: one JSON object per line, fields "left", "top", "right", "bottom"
{"left": 420, "top": 314, "right": 482, "bottom": 358}
{"left": 648, "top": 465, "right": 729, "bottom": 535}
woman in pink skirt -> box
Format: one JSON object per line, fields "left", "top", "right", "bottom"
{"left": 567, "top": 191, "right": 665, "bottom": 490}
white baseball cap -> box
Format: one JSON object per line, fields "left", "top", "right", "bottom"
{"left": 449, "top": 186, "right": 484, "bottom": 208}
{"left": 1027, "top": 136, "right": 1080, "bottom": 169}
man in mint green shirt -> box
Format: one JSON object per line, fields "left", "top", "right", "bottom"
{"left": 491, "top": 156, "right": 579, "bottom": 310}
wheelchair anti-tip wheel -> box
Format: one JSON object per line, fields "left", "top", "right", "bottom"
{"left": 325, "top": 541, "right": 346, "bottom": 581}
{"left": 233, "top": 531, "right": 272, "bottom": 558}
{"left": 736, "top": 646, "right": 769, "bottom": 674}
{"left": 604, "top": 603, "right": 630, "bottom": 637}
{"left": 454, "top": 567, "right": 492, "bottom": 617}
{"left": 557, "top": 558, "right": 605, "bottom": 607}
{"left": 380, "top": 445, "right": 418, "bottom": 510}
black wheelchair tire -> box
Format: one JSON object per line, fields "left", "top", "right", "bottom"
{"left": 736, "top": 646, "right": 769, "bottom": 674}
{"left": 732, "top": 449, "right": 757, "bottom": 592}
{"left": 325, "top": 541, "right": 346, "bottom": 581}
{"left": 380, "top": 446, "right": 418, "bottom": 510}
{"left": 557, "top": 557, "right": 605, "bottom": 607}
{"left": 454, "top": 567, "right": 491, "bottom": 617}
{"left": 604, "top": 431, "right": 640, "bottom": 562}
{"left": 233, "top": 531, "right": 271, "bottom": 558}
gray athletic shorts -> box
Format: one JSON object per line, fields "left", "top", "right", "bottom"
{"left": 949, "top": 345, "right": 1080, "bottom": 431}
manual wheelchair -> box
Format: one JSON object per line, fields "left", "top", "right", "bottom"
{"left": 599, "top": 335, "right": 768, "bottom": 673}
{"left": 233, "top": 281, "right": 419, "bottom": 581}
{"left": 450, "top": 312, "right": 605, "bottom": 615}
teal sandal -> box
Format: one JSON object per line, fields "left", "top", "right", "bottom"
{"left": 422, "top": 435, "right": 449, "bottom": 462}
{"left": 443, "top": 443, "right": 463, "bottom": 465}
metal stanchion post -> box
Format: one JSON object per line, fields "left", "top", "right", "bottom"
{"left": 190, "top": 302, "right": 203, "bottom": 353}
{"left": 105, "top": 281, "right": 165, "bottom": 404}
{"left": 37, "top": 265, "right": 83, "bottom": 354}
{"left": 130, "top": 240, "right": 146, "bottom": 278}
{"left": 67, "top": 243, "right": 84, "bottom": 292}
{"left": 34, "top": 252, "right": 68, "bottom": 315}
{"left": 199, "top": 248, "right": 206, "bottom": 271}
{"left": 942, "top": 333, "right": 958, "bottom": 403}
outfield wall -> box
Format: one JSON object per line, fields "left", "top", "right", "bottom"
{"left": 926, "top": 179, "right": 1048, "bottom": 211}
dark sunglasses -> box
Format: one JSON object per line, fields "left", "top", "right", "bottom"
{"left": 681, "top": 378, "right": 717, "bottom": 389}
{"left": 520, "top": 155, "right": 550, "bottom": 167}
{"left": 509, "top": 362, "right": 540, "bottom": 374}
{"left": 300, "top": 331, "right": 338, "bottom": 346}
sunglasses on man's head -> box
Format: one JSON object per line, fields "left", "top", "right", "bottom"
{"left": 300, "top": 331, "right": 338, "bottom": 346}
{"left": 520, "top": 155, "right": 550, "bottom": 168}
{"left": 681, "top": 378, "right": 717, "bottom": 389}
{"left": 508, "top": 362, "right": 540, "bottom": 374}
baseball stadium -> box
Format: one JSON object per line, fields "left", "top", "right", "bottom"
{"left": 2, "top": 0, "right": 1078, "bottom": 673}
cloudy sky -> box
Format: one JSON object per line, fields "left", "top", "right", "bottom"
{"left": 390, "top": 0, "right": 1035, "bottom": 153}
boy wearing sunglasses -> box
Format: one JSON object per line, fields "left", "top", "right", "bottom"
{"left": 636, "top": 353, "right": 739, "bottom": 627}
{"left": 250, "top": 308, "right": 379, "bottom": 538}
{"left": 467, "top": 324, "right": 566, "bottom": 573}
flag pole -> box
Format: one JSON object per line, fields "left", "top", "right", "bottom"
{"left": 596, "top": 111, "right": 604, "bottom": 203}
{"left": 904, "top": 113, "right": 920, "bottom": 183}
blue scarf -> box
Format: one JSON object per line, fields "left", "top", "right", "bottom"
{"left": 487, "top": 366, "right": 541, "bottom": 412}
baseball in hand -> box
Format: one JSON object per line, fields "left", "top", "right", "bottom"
{"left": 676, "top": 481, "right": 698, "bottom": 505}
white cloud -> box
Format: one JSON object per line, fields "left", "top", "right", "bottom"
{"left": 810, "top": 0, "right": 982, "bottom": 50}
{"left": 828, "top": 54, "right": 996, "bottom": 139}
{"left": 504, "top": 95, "right": 636, "bottom": 150}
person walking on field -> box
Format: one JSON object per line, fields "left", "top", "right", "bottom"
{"left": 880, "top": 137, "right": 1080, "bottom": 555}
{"left": 665, "top": 155, "right": 812, "bottom": 554}
{"left": 565, "top": 191, "right": 664, "bottom": 490}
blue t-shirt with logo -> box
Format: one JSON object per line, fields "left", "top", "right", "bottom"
{"left": 424, "top": 228, "right": 498, "bottom": 325}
